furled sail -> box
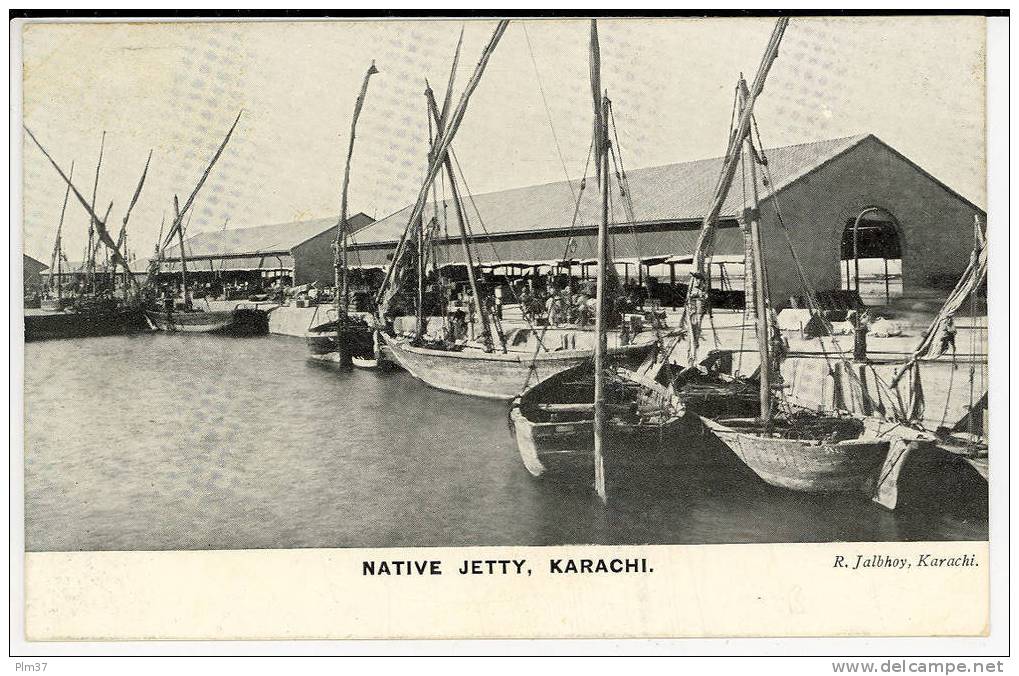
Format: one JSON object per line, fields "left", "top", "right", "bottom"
{"left": 376, "top": 20, "right": 509, "bottom": 319}
{"left": 684, "top": 17, "right": 789, "bottom": 362}
{"left": 897, "top": 217, "right": 987, "bottom": 369}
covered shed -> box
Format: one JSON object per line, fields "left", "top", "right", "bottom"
{"left": 349, "top": 134, "right": 984, "bottom": 308}
{"left": 160, "top": 212, "right": 374, "bottom": 287}
{"left": 23, "top": 254, "right": 48, "bottom": 294}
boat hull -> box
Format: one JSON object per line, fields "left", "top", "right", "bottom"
{"left": 382, "top": 334, "right": 657, "bottom": 400}
{"left": 305, "top": 322, "right": 375, "bottom": 358}
{"left": 25, "top": 306, "right": 148, "bottom": 342}
{"left": 144, "top": 307, "right": 269, "bottom": 335}
{"left": 700, "top": 417, "right": 890, "bottom": 492}
{"left": 510, "top": 366, "right": 687, "bottom": 477}
{"left": 511, "top": 407, "right": 687, "bottom": 477}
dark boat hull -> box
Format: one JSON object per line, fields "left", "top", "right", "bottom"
{"left": 510, "top": 365, "right": 687, "bottom": 477}
{"left": 25, "top": 306, "right": 148, "bottom": 342}
{"left": 306, "top": 324, "right": 374, "bottom": 356}
{"left": 145, "top": 307, "right": 269, "bottom": 335}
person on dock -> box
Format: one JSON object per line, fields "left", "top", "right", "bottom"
{"left": 939, "top": 313, "right": 958, "bottom": 356}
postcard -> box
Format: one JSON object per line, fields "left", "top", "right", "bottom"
{"left": 13, "top": 13, "right": 999, "bottom": 645}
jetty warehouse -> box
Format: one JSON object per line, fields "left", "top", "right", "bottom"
{"left": 160, "top": 212, "right": 375, "bottom": 288}
{"left": 150, "top": 134, "right": 982, "bottom": 308}
{"left": 344, "top": 134, "right": 984, "bottom": 308}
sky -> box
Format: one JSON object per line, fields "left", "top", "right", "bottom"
{"left": 19, "top": 16, "right": 986, "bottom": 264}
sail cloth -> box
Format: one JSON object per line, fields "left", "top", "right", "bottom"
{"left": 906, "top": 219, "right": 987, "bottom": 363}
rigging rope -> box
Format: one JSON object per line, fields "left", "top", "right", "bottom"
{"left": 749, "top": 113, "right": 896, "bottom": 420}
{"left": 520, "top": 23, "right": 578, "bottom": 203}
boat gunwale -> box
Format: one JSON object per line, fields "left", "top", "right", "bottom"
{"left": 384, "top": 334, "right": 654, "bottom": 364}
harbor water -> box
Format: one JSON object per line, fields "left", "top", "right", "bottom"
{"left": 24, "top": 334, "right": 987, "bottom": 552}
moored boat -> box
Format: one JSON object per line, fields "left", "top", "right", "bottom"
{"left": 144, "top": 304, "right": 268, "bottom": 335}
{"left": 668, "top": 17, "right": 896, "bottom": 495}
{"left": 26, "top": 301, "right": 148, "bottom": 342}
{"left": 510, "top": 363, "right": 686, "bottom": 477}
{"left": 306, "top": 315, "right": 375, "bottom": 357}
{"left": 700, "top": 414, "right": 889, "bottom": 492}
{"left": 382, "top": 328, "right": 657, "bottom": 400}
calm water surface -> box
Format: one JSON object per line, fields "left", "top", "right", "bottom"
{"left": 25, "top": 334, "right": 987, "bottom": 551}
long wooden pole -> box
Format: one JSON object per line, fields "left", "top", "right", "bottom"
{"left": 24, "top": 126, "right": 137, "bottom": 293}
{"left": 424, "top": 86, "right": 495, "bottom": 352}
{"left": 49, "top": 161, "right": 74, "bottom": 302}
{"left": 416, "top": 214, "right": 425, "bottom": 340}
{"left": 335, "top": 61, "right": 380, "bottom": 323}
{"left": 87, "top": 132, "right": 106, "bottom": 294}
{"left": 331, "top": 61, "right": 379, "bottom": 364}
{"left": 173, "top": 195, "right": 190, "bottom": 308}
{"left": 115, "top": 150, "right": 153, "bottom": 299}
{"left": 375, "top": 20, "right": 509, "bottom": 315}
{"left": 161, "top": 111, "right": 242, "bottom": 254}
{"left": 685, "top": 17, "right": 788, "bottom": 361}
{"left": 740, "top": 82, "right": 771, "bottom": 425}
{"left": 593, "top": 93, "right": 610, "bottom": 505}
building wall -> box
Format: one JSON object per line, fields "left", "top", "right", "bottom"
{"left": 23, "top": 255, "right": 48, "bottom": 293}
{"left": 760, "top": 136, "right": 984, "bottom": 306}
{"left": 291, "top": 225, "right": 339, "bottom": 286}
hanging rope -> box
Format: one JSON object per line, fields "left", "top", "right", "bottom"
{"left": 749, "top": 115, "right": 898, "bottom": 420}
{"left": 448, "top": 146, "right": 549, "bottom": 351}
{"left": 521, "top": 23, "right": 578, "bottom": 203}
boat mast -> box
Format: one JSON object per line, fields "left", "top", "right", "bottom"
{"left": 424, "top": 85, "right": 496, "bottom": 352}
{"left": 416, "top": 212, "right": 426, "bottom": 341}
{"left": 375, "top": 20, "right": 509, "bottom": 318}
{"left": 86, "top": 132, "right": 106, "bottom": 295}
{"left": 157, "top": 111, "right": 243, "bottom": 305}
{"left": 49, "top": 161, "right": 74, "bottom": 304}
{"left": 739, "top": 79, "right": 772, "bottom": 424}
{"left": 590, "top": 19, "right": 609, "bottom": 505}
{"left": 115, "top": 150, "right": 152, "bottom": 300}
{"left": 334, "top": 60, "right": 380, "bottom": 349}
{"left": 685, "top": 17, "right": 788, "bottom": 362}
{"left": 172, "top": 195, "right": 190, "bottom": 308}
{"left": 23, "top": 127, "right": 139, "bottom": 294}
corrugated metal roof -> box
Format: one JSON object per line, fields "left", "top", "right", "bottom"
{"left": 55, "top": 257, "right": 151, "bottom": 275}
{"left": 163, "top": 212, "right": 374, "bottom": 260}
{"left": 350, "top": 134, "right": 872, "bottom": 247}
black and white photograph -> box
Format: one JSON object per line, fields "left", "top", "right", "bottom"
{"left": 12, "top": 11, "right": 1003, "bottom": 649}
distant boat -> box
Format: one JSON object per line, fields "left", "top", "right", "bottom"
{"left": 306, "top": 314, "right": 376, "bottom": 360}
{"left": 26, "top": 298, "right": 148, "bottom": 342}
{"left": 146, "top": 111, "right": 251, "bottom": 337}
{"left": 144, "top": 303, "right": 268, "bottom": 335}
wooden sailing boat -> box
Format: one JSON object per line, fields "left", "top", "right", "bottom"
{"left": 376, "top": 20, "right": 658, "bottom": 400}
{"left": 40, "top": 161, "right": 73, "bottom": 313}
{"left": 859, "top": 215, "right": 989, "bottom": 505}
{"left": 24, "top": 131, "right": 150, "bottom": 341}
{"left": 509, "top": 21, "right": 686, "bottom": 492}
{"left": 683, "top": 19, "right": 889, "bottom": 493}
{"left": 306, "top": 60, "right": 381, "bottom": 366}
{"left": 144, "top": 111, "right": 269, "bottom": 335}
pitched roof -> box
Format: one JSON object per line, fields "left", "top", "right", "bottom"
{"left": 350, "top": 135, "right": 873, "bottom": 247}
{"left": 163, "top": 212, "right": 374, "bottom": 260}
{"left": 55, "top": 257, "right": 151, "bottom": 274}
{"left": 23, "top": 254, "right": 48, "bottom": 272}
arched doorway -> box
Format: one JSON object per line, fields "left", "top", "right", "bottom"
{"left": 840, "top": 207, "right": 903, "bottom": 304}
